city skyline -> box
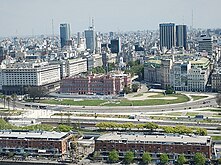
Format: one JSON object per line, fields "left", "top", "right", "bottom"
{"left": 0, "top": 0, "right": 221, "bottom": 37}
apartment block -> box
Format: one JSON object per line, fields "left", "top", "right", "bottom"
{"left": 0, "top": 130, "right": 72, "bottom": 158}
{"left": 95, "top": 133, "right": 212, "bottom": 162}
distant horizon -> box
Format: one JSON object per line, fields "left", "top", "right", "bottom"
{"left": 0, "top": 0, "right": 221, "bottom": 37}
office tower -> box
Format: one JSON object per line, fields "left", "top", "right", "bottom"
{"left": 176, "top": 25, "right": 187, "bottom": 49}
{"left": 159, "top": 23, "right": 176, "bottom": 50}
{"left": 110, "top": 38, "right": 121, "bottom": 53}
{"left": 60, "top": 23, "right": 71, "bottom": 48}
{"left": 77, "top": 32, "right": 81, "bottom": 45}
{"left": 85, "top": 26, "right": 96, "bottom": 53}
{"left": 198, "top": 35, "right": 213, "bottom": 56}
{"left": 0, "top": 46, "right": 4, "bottom": 63}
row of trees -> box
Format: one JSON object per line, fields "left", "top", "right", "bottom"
{"left": 1, "top": 86, "right": 49, "bottom": 106}
{"left": 95, "top": 122, "right": 207, "bottom": 135}
{"left": 105, "top": 150, "right": 206, "bottom": 165}
{"left": 2, "top": 93, "right": 17, "bottom": 110}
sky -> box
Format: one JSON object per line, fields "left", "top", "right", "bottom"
{"left": 0, "top": 0, "right": 220, "bottom": 37}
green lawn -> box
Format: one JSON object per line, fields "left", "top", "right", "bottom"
{"left": 38, "top": 93, "right": 189, "bottom": 107}
{"left": 105, "top": 94, "right": 189, "bottom": 106}
{"left": 40, "top": 99, "right": 106, "bottom": 106}
{"left": 186, "top": 112, "right": 199, "bottom": 116}
{"left": 191, "top": 95, "right": 208, "bottom": 101}
{"left": 212, "top": 136, "right": 221, "bottom": 140}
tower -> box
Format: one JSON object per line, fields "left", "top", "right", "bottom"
{"left": 85, "top": 18, "right": 96, "bottom": 53}
{"left": 159, "top": 23, "right": 176, "bottom": 51}
{"left": 198, "top": 35, "right": 213, "bottom": 56}
{"left": 110, "top": 38, "right": 121, "bottom": 54}
{"left": 176, "top": 25, "right": 187, "bottom": 49}
{"left": 60, "top": 23, "right": 71, "bottom": 48}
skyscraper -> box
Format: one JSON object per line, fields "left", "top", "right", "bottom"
{"left": 60, "top": 23, "right": 71, "bottom": 48}
{"left": 159, "top": 23, "right": 176, "bottom": 50}
{"left": 85, "top": 26, "right": 96, "bottom": 53}
{"left": 110, "top": 38, "right": 121, "bottom": 54}
{"left": 198, "top": 35, "right": 213, "bottom": 56}
{"left": 176, "top": 25, "right": 187, "bottom": 49}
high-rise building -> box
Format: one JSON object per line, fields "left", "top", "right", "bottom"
{"left": 110, "top": 38, "right": 121, "bottom": 54}
{"left": 198, "top": 35, "right": 213, "bottom": 56}
{"left": 176, "top": 25, "right": 187, "bottom": 49}
{"left": 159, "top": 23, "right": 176, "bottom": 50}
{"left": 85, "top": 27, "right": 96, "bottom": 53}
{"left": 0, "top": 47, "right": 4, "bottom": 63}
{"left": 60, "top": 23, "right": 71, "bottom": 48}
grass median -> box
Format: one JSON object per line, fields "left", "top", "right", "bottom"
{"left": 37, "top": 93, "right": 189, "bottom": 106}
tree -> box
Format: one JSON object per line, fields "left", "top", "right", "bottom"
{"left": 193, "top": 153, "right": 206, "bottom": 165}
{"left": 53, "top": 124, "right": 73, "bottom": 132}
{"left": 123, "top": 86, "right": 131, "bottom": 94}
{"left": 196, "top": 128, "right": 207, "bottom": 136}
{"left": 160, "top": 153, "right": 169, "bottom": 165}
{"left": 124, "top": 151, "right": 134, "bottom": 164}
{"left": 165, "top": 85, "right": 175, "bottom": 94}
{"left": 145, "top": 122, "right": 159, "bottom": 131}
{"left": 132, "top": 83, "right": 140, "bottom": 92}
{"left": 6, "top": 96, "right": 11, "bottom": 110}
{"left": 11, "top": 93, "right": 17, "bottom": 110}
{"left": 108, "top": 150, "right": 119, "bottom": 163}
{"left": 26, "top": 86, "right": 48, "bottom": 102}
{"left": 216, "top": 93, "right": 221, "bottom": 107}
{"left": 142, "top": 152, "right": 152, "bottom": 164}
{"left": 177, "top": 154, "right": 186, "bottom": 165}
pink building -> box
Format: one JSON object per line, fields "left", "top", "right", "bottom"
{"left": 60, "top": 74, "right": 131, "bottom": 95}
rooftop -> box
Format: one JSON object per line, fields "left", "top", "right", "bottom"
{"left": 97, "top": 133, "right": 211, "bottom": 145}
{"left": 0, "top": 131, "right": 69, "bottom": 140}
{"left": 190, "top": 57, "right": 210, "bottom": 65}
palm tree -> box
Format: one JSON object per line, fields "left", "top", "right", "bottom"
{"left": 11, "top": 93, "right": 17, "bottom": 110}
{"left": 6, "top": 97, "right": 11, "bottom": 110}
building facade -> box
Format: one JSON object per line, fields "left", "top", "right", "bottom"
{"left": 211, "top": 68, "right": 221, "bottom": 92}
{"left": 60, "top": 73, "right": 131, "bottom": 95}
{"left": 170, "top": 61, "right": 190, "bottom": 91}
{"left": 110, "top": 38, "right": 121, "bottom": 54}
{"left": 161, "top": 59, "right": 173, "bottom": 89}
{"left": 0, "top": 130, "right": 72, "bottom": 158}
{"left": 176, "top": 25, "right": 187, "bottom": 49}
{"left": 66, "top": 58, "right": 87, "bottom": 77}
{"left": 198, "top": 35, "right": 213, "bottom": 56}
{"left": 159, "top": 23, "right": 176, "bottom": 50}
{"left": 95, "top": 133, "right": 212, "bottom": 162}
{"left": 0, "top": 62, "right": 61, "bottom": 94}
{"left": 60, "top": 24, "right": 71, "bottom": 48}
{"left": 85, "top": 27, "right": 96, "bottom": 53}
{"left": 144, "top": 60, "right": 161, "bottom": 84}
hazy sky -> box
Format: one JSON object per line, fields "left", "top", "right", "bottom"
{"left": 0, "top": 0, "right": 220, "bottom": 37}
